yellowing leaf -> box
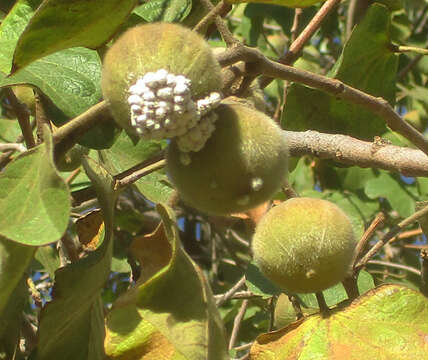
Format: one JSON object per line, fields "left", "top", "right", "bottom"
{"left": 251, "top": 285, "right": 428, "bottom": 359}
{"left": 76, "top": 209, "right": 105, "bottom": 251}
{"left": 105, "top": 203, "right": 228, "bottom": 360}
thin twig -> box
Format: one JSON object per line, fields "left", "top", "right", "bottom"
{"left": 233, "top": 342, "right": 253, "bottom": 352}
{"left": 193, "top": 0, "right": 230, "bottom": 34}
{"left": 420, "top": 249, "right": 428, "bottom": 297}
{"left": 395, "top": 46, "right": 428, "bottom": 56}
{"left": 34, "top": 91, "right": 51, "bottom": 144}
{"left": 356, "top": 204, "right": 428, "bottom": 269}
{"left": 216, "top": 276, "right": 246, "bottom": 306}
{"left": 0, "top": 143, "right": 26, "bottom": 152}
{"left": 367, "top": 260, "right": 421, "bottom": 276}
{"left": 65, "top": 168, "right": 81, "bottom": 185}
{"left": 353, "top": 212, "right": 386, "bottom": 267}
{"left": 346, "top": 0, "right": 358, "bottom": 39}
{"left": 53, "top": 100, "right": 110, "bottom": 160}
{"left": 341, "top": 274, "right": 359, "bottom": 300}
{"left": 4, "top": 88, "right": 36, "bottom": 149}
{"left": 315, "top": 292, "right": 329, "bottom": 316}
{"left": 260, "top": 0, "right": 341, "bottom": 88}
{"left": 389, "top": 228, "right": 422, "bottom": 243}
{"left": 290, "top": 9, "right": 303, "bottom": 43}
{"left": 289, "top": 295, "right": 304, "bottom": 320}
{"left": 229, "top": 299, "right": 249, "bottom": 350}
{"left": 217, "top": 46, "right": 428, "bottom": 155}
{"left": 199, "top": 0, "right": 237, "bottom": 46}
{"left": 114, "top": 159, "right": 166, "bottom": 190}
{"left": 281, "top": 178, "right": 299, "bottom": 198}
{"left": 268, "top": 296, "right": 275, "bottom": 331}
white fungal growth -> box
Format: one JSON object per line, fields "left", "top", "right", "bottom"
{"left": 127, "top": 69, "right": 222, "bottom": 151}
{"left": 175, "top": 111, "right": 218, "bottom": 153}
{"left": 251, "top": 177, "right": 263, "bottom": 191}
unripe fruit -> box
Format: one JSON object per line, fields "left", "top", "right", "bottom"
{"left": 56, "top": 145, "right": 89, "bottom": 172}
{"left": 166, "top": 101, "right": 289, "bottom": 215}
{"left": 12, "top": 86, "right": 35, "bottom": 115}
{"left": 273, "top": 294, "right": 317, "bottom": 329}
{"left": 101, "top": 23, "right": 223, "bottom": 141}
{"left": 253, "top": 198, "right": 356, "bottom": 294}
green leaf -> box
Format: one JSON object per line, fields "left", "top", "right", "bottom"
{"left": 296, "top": 271, "right": 375, "bottom": 309}
{"left": 282, "top": 4, "right": 398, "bottom": 140}
{"left": 246, "top": 262, "right": 282, "bottom": 299}
{"left": 0, "top": 275, "right": 27, "bottom": 359}
{"left": 0, "top": 240, "right": 34, "bottom": 313}
{"left": 0, "top": 0, "right": 42, "bottom": 73}
{"left": 0, "top": 238, "right": 34, "bottom": 358}
{"left": 106, "top": 132, "right": 174, "bottom": 203}
{"left": 134, "top": 0, "right": 192, "bottom": 22}
{"left": 364, "top": 172, "right": 414, "bottom": 217}
{"left": 1, "top": 47, "right": 102, "bottom": 118}
{"left": 34, "top": 158, "right": 117, "bottom": 360}
{"left": 0, "top": 118, "right": 22, "bottom": 142}
{"left": 288, "top": 157, "right": 314, "bottom": 194}
{"left": 12, "top": 0, "right": 138, "bottom": 72}
{"left": 105, "top": 203, "right": 228, "bottom": 360}
{"left": 341, "top": 167, "right": 376, "bottom": 191}
{"left": 34, "top": 245, "right": 60, "bottom": 278}
{"left": 0, "top": 127, "right": 70, "bottom": 245}
{"left": 250, "top": 285, "right": 428, "bottom": 359}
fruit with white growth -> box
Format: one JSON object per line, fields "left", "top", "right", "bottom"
{"left": 101, "top": 23, "right": 223, "bottom": 152}
{"left": 166, "top": 100, "right": 289, "bottom": 215}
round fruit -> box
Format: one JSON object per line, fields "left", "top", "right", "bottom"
{"left": 12, "top": 85, "right": 35, "bottom": 115}
{"left": 252, "top": 197, "right": 356, "bottom": 294}
{"left": 166, "top": 101, "right": 289, "bottom": 215}
{"left": 56, "top": 144, "right": 89, "bottom": 172}
{"left": 101, "top": 22, "right": 223, "bottom": 139}
{"left": 273, "top": 294, "right": 317, "bottom": 329}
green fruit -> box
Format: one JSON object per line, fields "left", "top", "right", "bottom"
{"left": 56, "top": 145, "right": 89, "bottom": 172}
{"left": 12, "top": 85, "right": 35, "bottom": 115}
{"left": 166, "top": 101, "right": 289, "bottom": 215}
{"left": 273, "top": 294, "right": 317, "bottom": 329}
{"left": 101, "top": 22, "right": 223, "bottom": 136}
{"left": 253, "top": 198, "right": 356, "bottom": 294}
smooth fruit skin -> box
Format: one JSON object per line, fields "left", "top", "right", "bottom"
{"left": 253, "top": 198, "right": 356, "bottom": 294}
{"left": 166, "top": 101, "right": 289, "bottom": 215}
{"left": 101, "top": 23, "right": 222, "bottom": 136}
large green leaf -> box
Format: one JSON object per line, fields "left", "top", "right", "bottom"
{"left": 364, "top": 172, "right": 414, "bottom": 217}
{"left": 0, "top": 0, "right": 42, "bottom": 73}
{"left": 251, "top": 285, "right": 428, "bottom": 359}
{"left": 0, "top": 127, "right": 70, "bottom": 245}
{"left": 0, "top": 2, "right": 102, "bottom": 117}
{"left": 134, "top": 0, "right": 192, "bottom": 23}
{"left": 105, "top": 132, "right": 174, "bottom": 204}
{"left": 33, "top": 158, "right": 117, "bottom": 360}
{"left": 12, "top": 0, "right": 138, "bottom": 72}
{"left": 105, "top": 203, "right": 228, "bottom": 360}
{"left": 0, "top": 275, "right": 27, "bottom": 359}
{"left": 1, "top": 47, "right": 102, "bottom": 118}
{"left": 282, "top": 4, "right": 398, "bottom": 140}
